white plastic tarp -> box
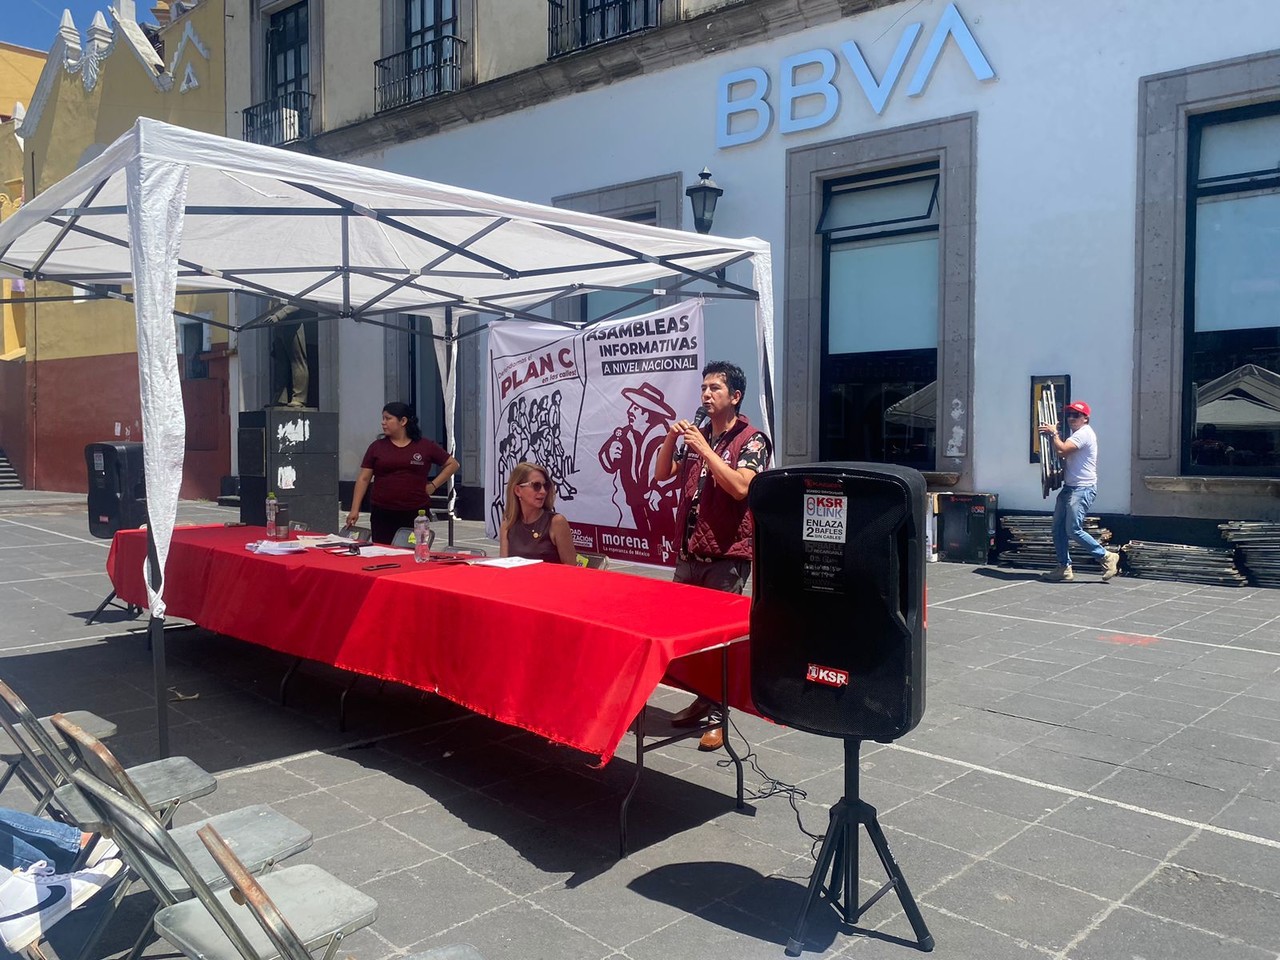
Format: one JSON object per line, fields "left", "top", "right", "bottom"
{"left": 0, "top": 117, "right": 776, "bottom": 619}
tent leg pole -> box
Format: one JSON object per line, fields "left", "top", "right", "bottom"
{"left": 150, "top": 616, "right": 170, "bottom": 759}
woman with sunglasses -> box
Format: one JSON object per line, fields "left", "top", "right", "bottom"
{"left": 499, "top": 462, "right": 577, "bottom": 564}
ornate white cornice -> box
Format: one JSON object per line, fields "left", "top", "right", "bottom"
{"left": 168, "top": 19, "right": 209, "bottom": 94}
{"left": 13, "top": 13, "right": 77, "bottom": 141}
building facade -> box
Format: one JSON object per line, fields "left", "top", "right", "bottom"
{"left": 6, "top": 0, "right": 234, "bottom": 498}
{"left": 222, "top": 0, "right": 1280, "bottom": 533}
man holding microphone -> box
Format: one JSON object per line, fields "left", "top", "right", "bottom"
{"left": 655, "top": 360, "right": 771, "bottom": 749}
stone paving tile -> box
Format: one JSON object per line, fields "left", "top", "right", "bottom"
{"left": 1125, "top": 864, "right": 1280, "bottom": 952}
{"left": 1090, "top": 767, "right": 1237, "bottom": 822}
{"left": 987, "top": 692, "right": 1094, "bottom": 725}
{"left": 1243, "top": 766, "right": 1280, "bottom": 802}
{"left": 299, "top": 819, "right": 441, "bottom": 885}
{"left": 989, "top": 744, "right": 1119, "bottom": 792}
{"left": 987, "top": 825, "right": 1161, "bottom": 900}
{"left": 844, "top": 910, "right": 1051, "bottom": 959}
{"left": 1029, "top": 724, "right": 1152, "bottom": 766}
{"left": 359, "top": 856, "right": 516, "bottom": 946}
{"left": 1065, "top": 904, "right": 1276, "bottom": 960}
{"left": 624, "top": 899, "right": 809, "bottom": 960}
{"left": 880, "top": 794, "right": 1030, "bottom": 858}
{"left": 1210, "top": 793, "right": 1280, "bottom": 844}
{"left": 922, "top": 859, "right": 1108, "bottom": 951}
{"left": 1196, "top": 706, "right": 1280, "bottom": 743}
{"left": 269, "top": 787, "right": 375, "bottom": 840}
{"left": 408, "top": 898, "right": 618, "bottom": 960}
{"left": 1172, "top": 830, "right": 1280, "bottom": 894}
{"left": 931, "top": 770, "right": 1071, "bottom": 823}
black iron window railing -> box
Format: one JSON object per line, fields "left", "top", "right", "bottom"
{"left": 548, "top": 0, "right": 662, "bottom": 59}
{"left": 375, "top": 35, "right": 466, "bottom": 113}
{"left": 243, "top": 90, "right": 315, "bottom": 147}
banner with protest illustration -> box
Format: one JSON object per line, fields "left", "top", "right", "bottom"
{"left": 485, "top": 300, "right": 705, "bottom": 566}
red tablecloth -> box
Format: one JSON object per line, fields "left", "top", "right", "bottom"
{"left": 107, "top": 526, "right": 755, "bottom": 762}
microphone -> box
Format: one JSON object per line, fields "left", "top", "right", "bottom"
{"left": 692, "top": 406, "right": 709, "bottom": 431}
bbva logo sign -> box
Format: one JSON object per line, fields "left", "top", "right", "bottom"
{"left": 716, "top": 2, "right": 996, "bottom": 149}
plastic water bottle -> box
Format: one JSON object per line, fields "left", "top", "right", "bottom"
{"left": 265, "top": 492, "right": 279, "bottom": 539}
{"left": 413, "top": 509, "right": 431, "bottom": 564}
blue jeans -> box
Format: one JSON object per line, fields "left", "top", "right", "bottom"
{"left": 1053, "top": 484, "right": 1106, "bottom": 567}
{"left": 0, "top": 808, "right": 82, "bottom": 872}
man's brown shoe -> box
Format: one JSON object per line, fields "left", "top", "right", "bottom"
{"left": 698, "top": 727, "right": 724, "bottom": 751}
{"left": 1101, "top": 551, "right": 1120, "bottom": 582}
{"left": 1040, "top": 565, "right": 1074, "bottom": 582}
{"left": 671, "top": 697, "right": 713, "bottom": 727}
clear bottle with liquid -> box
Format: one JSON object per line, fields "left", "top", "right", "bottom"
{"left": 413, "top": 509, "right": 431, "bottom": 564}
{"left": 265, "top": 492, "right": 279, "bottom": 539}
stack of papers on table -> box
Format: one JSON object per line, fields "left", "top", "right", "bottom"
{"left": 245, "top": 540, "right": 309, "bottom": 555}
{"left": 472, "top": 556, "right": 542, "bottom": 568}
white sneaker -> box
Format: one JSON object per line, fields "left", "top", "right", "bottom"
{"left": 83, "top": 837, "right": 120, "bottom": 869}
{"left": 0, "top": 858, "right": 122, "bottom": 952}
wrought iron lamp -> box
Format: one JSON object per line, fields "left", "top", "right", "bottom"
{"left": 685, "top": 167, "right": 724, "bottom": 235}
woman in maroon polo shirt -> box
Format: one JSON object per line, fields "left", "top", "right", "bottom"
{"left": 346, "top": 402, "right": 460, "bottom": 544}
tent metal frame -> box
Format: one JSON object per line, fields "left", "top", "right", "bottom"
{"left": 0, "top": 122, "right": 772, "bottom": 760}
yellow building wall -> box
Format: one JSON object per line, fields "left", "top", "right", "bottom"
{"left": 23, "top": 0, "right": 230, "bottom": 365}
{"left": 0, "top": 43, "right": 45, "bottom": 119}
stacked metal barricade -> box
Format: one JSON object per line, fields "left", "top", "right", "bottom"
{"left": 1219, "top": 522, "right": 1280, "bottom": 587}
{"left": 1037, "top": 383, "right": 1065, "bottom": 500}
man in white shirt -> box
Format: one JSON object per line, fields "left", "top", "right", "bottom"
{"left": 1037, "top": 401, "right": 1119, "bottom": 582}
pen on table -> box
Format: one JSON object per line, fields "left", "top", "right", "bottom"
{"left": 362, "top": 562, "right": 401, "bottom": 571}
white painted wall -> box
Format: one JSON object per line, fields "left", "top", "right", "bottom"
{"left": 337, "top": 323, "right": 389, "bottom": 474}
{"left": 344, "top": 0, "right": 1280, "bottom": 512}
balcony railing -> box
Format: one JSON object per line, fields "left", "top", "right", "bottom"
{"left": 548, "top": 0, "right": 662, "bottom": 59}
{"left": 375, "top": 35, "right": 467, "bottom": 113}
{"left": 243, "top": 90, "right": 315, "bottom": 147}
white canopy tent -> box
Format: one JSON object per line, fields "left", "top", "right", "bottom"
{"left": 1195, "top": 363, "right": 1280, "bottom": 431}
{"left": 0, "top": 117, "right": 775, "bottom": 756}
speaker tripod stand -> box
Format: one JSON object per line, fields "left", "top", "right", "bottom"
{"left": 785, "top": 739, "right": 934, "bottom": 955}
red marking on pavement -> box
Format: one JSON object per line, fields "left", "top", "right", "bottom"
{"left": 1099, "top": 633, "right": 1160, "bottom": 646}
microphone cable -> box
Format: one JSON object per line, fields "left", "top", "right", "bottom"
{"left": 714, "top": 714, "right": 827, "bottom": 856}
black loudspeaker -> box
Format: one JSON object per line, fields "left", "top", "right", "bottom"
{"left": 748, "top": 463, "right": 926, "bottom": 742}
{"left": 238, "top": 409, "right": 339, "bottom": 534}
{"left": 85, "top": 442, "right": 149, "bottom": 539}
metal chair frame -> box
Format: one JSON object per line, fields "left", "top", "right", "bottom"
{"left": 53, "top": 715, "right": 312, "bottom": 960}
{"left": 197, "top": 825, "right": 485, "bottom": 960}
{"left": 0, "top": 679, "right": 118, "bottom": 815}
{"left": 0, "top": 679, "right": 214, "bottom": 831}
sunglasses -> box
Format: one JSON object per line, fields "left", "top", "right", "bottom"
{"left": 519, "top": 481, "right": 550, "bottom": 492}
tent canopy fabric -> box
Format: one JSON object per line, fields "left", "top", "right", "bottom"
{"left": 884, "top": 380, "right": 937, "bottom": 427}
{"left": 0, "top": 118, "right": 772, "bottom": 327}
{"left": 1195, "top": 363, "right": 1280, "bottom": 426}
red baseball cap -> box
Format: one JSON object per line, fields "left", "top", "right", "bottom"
{"left": 1065, "top": 401, "right": 1091, "bottom": 418}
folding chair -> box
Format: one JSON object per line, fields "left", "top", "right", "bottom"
{"left": 149, "top": 823, "right": 378, "bottom": 960}
{"left": 61, "top": 746, "right": 312, "bottom": 960}
{"left": 168, "top": 824, "right": 485, "bottom": 960}
{"left": 391, "top": 526, "right": 435, "bottom": 551}
{"left": 0, "top": 679, "right": 216, "bottom": 832}
{"left": 0, "top": 678, "right": 118, "bottom": 813}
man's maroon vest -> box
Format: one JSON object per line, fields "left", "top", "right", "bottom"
{"left": 674, "top": 415, "right": 768, "bottom": 561}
